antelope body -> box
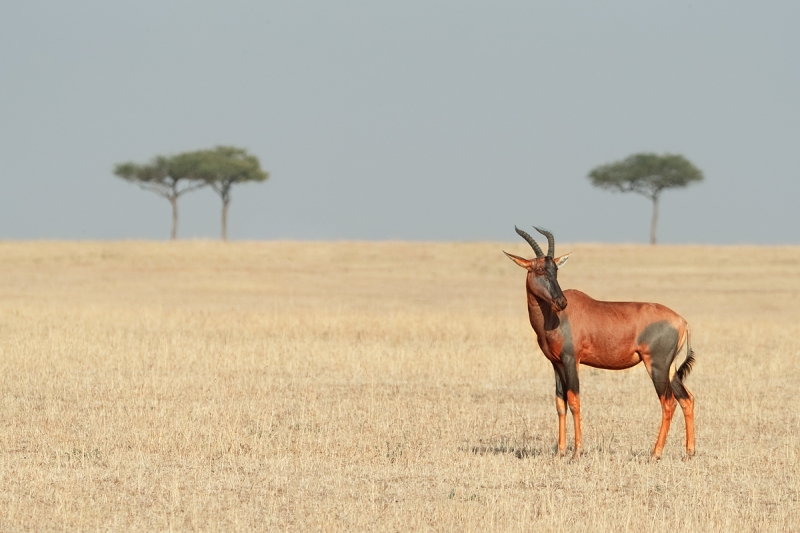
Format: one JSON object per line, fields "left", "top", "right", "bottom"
{"left": 505, "top": 227, "right": 695, "bottom": 460}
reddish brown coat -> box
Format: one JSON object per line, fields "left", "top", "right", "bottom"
{"left": 506, "top": 227, "right": 695, "bottom": 460}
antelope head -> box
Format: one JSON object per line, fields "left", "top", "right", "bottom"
{"left": 504, "top": 226, "right": 571, "bottom": 311}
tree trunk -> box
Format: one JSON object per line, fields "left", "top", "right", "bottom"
{"left": 221, "top": 197, "right": 230, "bottom": 241}
{"left": 170, "top": 196, "right": 178, "bottom": 240}
{"left": 650, "top": 195, "right": 659, "bottom": 245}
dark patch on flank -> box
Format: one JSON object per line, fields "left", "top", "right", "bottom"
{"left": 637, "top": 321, "right": 679, "bottom": 397}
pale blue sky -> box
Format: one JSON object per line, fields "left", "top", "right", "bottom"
{"left": 1, "top": 2, "right": 798, "bottom": 243}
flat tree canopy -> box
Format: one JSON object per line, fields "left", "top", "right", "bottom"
{"left": 588, "top": 153, "right": 703, "bottom": 244}
{"left": 114, "top": 146, "right": 268, "bottom": 240}
{"left": 114, "top": 155, "right": 206, "bottom": 239}
{"left": 182, "top": 146, "right": 269, "bottom": 240}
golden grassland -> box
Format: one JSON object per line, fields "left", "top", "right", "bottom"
{"left": 0, "top": 240, "right": 798, "bottom": 531}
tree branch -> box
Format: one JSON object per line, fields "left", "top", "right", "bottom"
{"left": 129, "top": 180, "right": 173, "bottom": 199}
{"left": 176, "top": 180, "right": 208, "bottom": 196}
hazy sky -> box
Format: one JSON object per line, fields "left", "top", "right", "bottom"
{"left": 1, "top": 2, "right": 798, "bottom": 243}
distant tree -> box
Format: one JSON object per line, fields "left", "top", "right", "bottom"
{"left": 587, "top": 153, "right": 704, "bottom": 244}
{"left": 113, "top": 155, "right": 206, "bottom": 240}
{"left": 187, "top": 146, "right": 269, "bottom": 241}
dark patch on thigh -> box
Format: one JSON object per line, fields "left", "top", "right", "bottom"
{"left": 638, "top": 321, "right": 679, "bottom": 396}
{"left": 670, "top": 376, "right": 691, "bottom": 400}
{"left": 553, "top": 364, "right": 567, "bottom": 400}
{"left": 559, "top": 317, "right": 579, "bottom": 393}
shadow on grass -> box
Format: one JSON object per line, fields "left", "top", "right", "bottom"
{"left": 463, "top": 438, "right": 547, "bottom": 459}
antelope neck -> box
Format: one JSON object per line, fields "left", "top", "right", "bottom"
{"left": 527, "top": 291, "right": 563, "bottom": 335}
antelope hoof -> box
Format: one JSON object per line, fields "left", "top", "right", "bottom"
{"left": 556, "top": 449, "right": 566, "bottom": 458}
{"left": 650, "top": 453, "right": 662, "bottom": 462}
{"left": 683, "top": 449, "right": 695, "bottom": 461}
{"left": 569, "top": 448, "right": 583, "bottom": 462}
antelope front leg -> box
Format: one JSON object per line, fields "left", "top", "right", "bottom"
{"left": 553, "top": 364, "right": 567, "bottom": 457}
{"left": 562, "top": 360, "right": 583, "bottom": 460}
{"left": 566, "top": 391, "right": 582, "bottom": 460}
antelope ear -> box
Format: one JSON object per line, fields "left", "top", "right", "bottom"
{"left": 503, "top": 251, "right": 531, "bottom": 269}
{"left": 554, "top": 253, "right": 571, "bottom": 268}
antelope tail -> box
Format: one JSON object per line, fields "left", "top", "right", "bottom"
{"left": 675, "top": 329, "right": 696, "bottom": 382}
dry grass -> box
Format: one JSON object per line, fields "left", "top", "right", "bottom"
{"left": 0, "top": 240, "right": 798, "bottom": 531}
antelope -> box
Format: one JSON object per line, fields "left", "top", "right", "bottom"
{"left": 505, "top": 226, "right": 695, "bottom": 460}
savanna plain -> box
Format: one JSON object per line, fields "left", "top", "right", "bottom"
{"left": 0, "top": 240, "right": 798, "bottom": 532}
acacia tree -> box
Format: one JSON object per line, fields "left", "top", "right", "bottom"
{"left": 587, "top": 153, "right": 703, "bottom": 244}
{"left": 188, "top": 146, "right": 269, "bottom": 241}
{"left": 113, "top": 155, "right": 206, "bottom": 240}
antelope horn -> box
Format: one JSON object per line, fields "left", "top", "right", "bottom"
{"left": 533, "top": 226, "right": 555, "bottom": 257}
{"left": 514, "top": 226, "right": 544, "bottom": 258}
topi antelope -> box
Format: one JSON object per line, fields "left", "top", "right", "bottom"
{"left": 505, "top": 226, "right": 695, "bottom": 460}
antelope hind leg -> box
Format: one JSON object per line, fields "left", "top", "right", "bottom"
{"left": 671, "top": 377, "right": 695, "bottom": 458}
{"left": 652, "top": 393, "right": 677, "bottom": 460}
